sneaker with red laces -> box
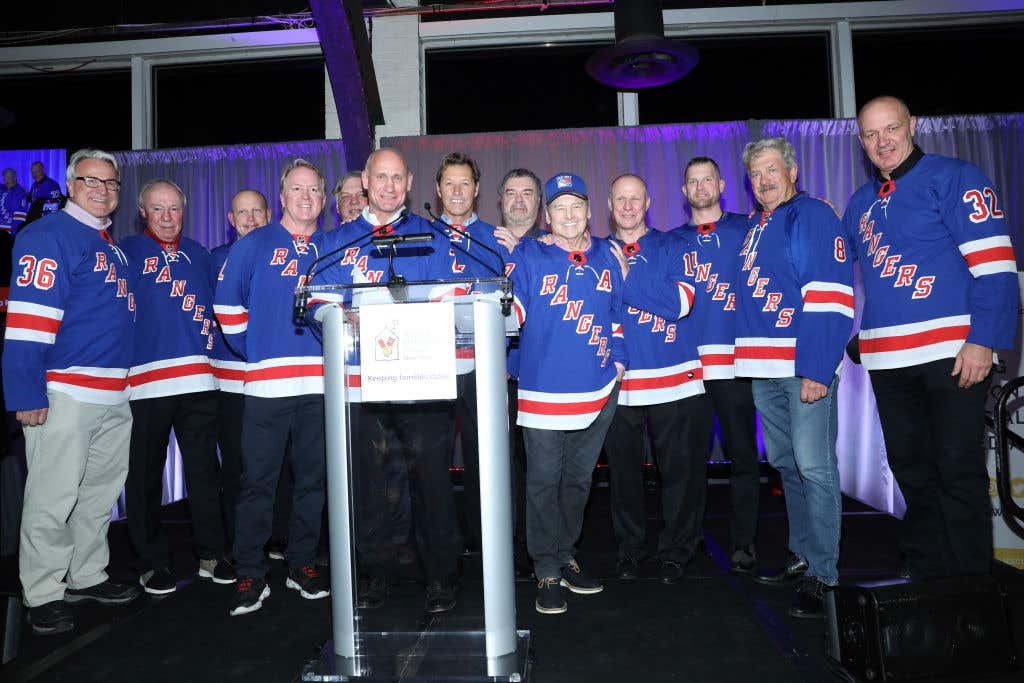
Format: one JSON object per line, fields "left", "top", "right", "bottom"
{"left": 286, "top": 565, "right": 330, "bottom": 600}
{"left": 229, "top": 576, "right": 270, "bottom": 616}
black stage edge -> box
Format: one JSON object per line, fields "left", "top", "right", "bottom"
{"left": 1, "top": 483, "right": 1022, "bottom": 683}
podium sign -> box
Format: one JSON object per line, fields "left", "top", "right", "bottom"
{"left": 359, "top": 301, "right": 457, "bottom": 401}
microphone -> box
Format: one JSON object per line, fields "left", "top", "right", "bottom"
{"left": 422, "top": 202, "right": 513, "bottom": 316}
{"left": 370, "top": 232, "right": 434, "bottom": 247}
{"left": 293, "top": 209, "right": 410, "bottom": 321}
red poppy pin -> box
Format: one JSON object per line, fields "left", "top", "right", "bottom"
{"left": 623, "top": 242, "right": 640, "bottom": 257}
{"left": 697, "top": 223, "right": 716, "bottom": 235}
{"left": 759, "top": 210, "right": 772, "bottom": 227}
{"left": 374, "top": 224, "right": 395, "bottom": 237}
{"left": 569, "top": 251, "right": 587, "bottom": 266}
{"left": 878, "top": 179, "right": 896, "bottom": 198}
{"left": 294, "top": 234, "right": 308, "bottom": 245}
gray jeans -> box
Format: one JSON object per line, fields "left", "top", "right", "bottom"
{"left": 523, "top": 386, "right": 619, "bottom": 580}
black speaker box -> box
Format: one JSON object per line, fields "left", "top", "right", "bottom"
{"left": 825, "top": 576, "right": 1018, "bottom": 681}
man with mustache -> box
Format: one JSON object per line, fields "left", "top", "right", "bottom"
{"left": 735, "top": 137, "right": 853, "bottom": 618}
{"left": 333, "top": 171, "right": 368, "bottom": 226}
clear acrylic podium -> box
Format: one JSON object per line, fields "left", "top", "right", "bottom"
{"left": 297, "top": 277, "right": 530, "bottom": 682}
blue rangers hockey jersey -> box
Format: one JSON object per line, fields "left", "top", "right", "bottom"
{"left": 210, "top": 242, "right": 245, "bottom": 393}
{"left": 510, "top": 237, "right": 626, "bottom": 430}
{"left": 613, "top": 228, "right": 702, "bottom": 406}
{"left": 734, "top": 193, "right": 854, "bottom": 385}
{"left": 28, "top": 176, "right": 62, "bottom": 204}
{"left": 0, "top": 184, "right": 28, "bottom": 235}
{"left": 307, "top": 209, "right": 449, "bottom": 402}
{"left": 121, "top": 232, "right": 218, "bottom": 400}
{"left": 2, "top": 207, "right": 135, "bottom": 410}
{"left": 673, "top": 212, "right": 749, "bottom": 380}
{"left": 214, "top": 222, "right": 325, "bottom": 398}
{"left": 842, "top": 150, "right": 1018, "bottom": 370}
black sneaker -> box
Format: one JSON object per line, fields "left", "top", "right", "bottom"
{"left": 788, "top": 576, "right": 827, "bottom": 618}
{"left": 559, "top": 559, "right": 603, "bottom": 594}
{"left": 65, "top": 579, "right": 141, "bottom": 605}
{"left": 424, "top": 579, "right": 457, "bottom": 613}
{"left": 198, "top": 558, "right": 237, "bottom": 584}
{"left": 659, "top": 560, "right": 684, "bottom": 584}
{"left": 28, "top": 600, "right": 74, "bottom": 635}
{"left": 286, "top": 565, "right": 330, "bottom": 600}
{"left": 265, "top": 538, "right": 287, "bottom": 561}
{"left": 357, "top": 577, "right": 390, "bottom": 609}
{"left": 729, "top": 545, "right": 758, "bottom": 575}
{"left": 535, "top": 577, "right": 566, "bottom": 614}
{"left": 139, "top": 567, "right": 177, "bottom": 595}
{"left": 229, "top": 576, "right": 270, "bottom": 616}
{"left": 616, "top": 556, "right": 643, "bottom": 580}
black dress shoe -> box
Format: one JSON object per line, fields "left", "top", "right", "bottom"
{"left": 754, "top": 552, "right": 808, "bottom": 585}
{"left": 788, "top": 577, "right": 826, "bottom": 618}
{"left": 616, "top": 556, "right": 643, "bottom": 580}
{"left": 29, "top": 600, "right": 74, "bottom": 636}
{"left": 659, "top": 559, "right": 684, "bottom": 584}
{"left": 425, "top": 579, "right": 457, "bottom": 613}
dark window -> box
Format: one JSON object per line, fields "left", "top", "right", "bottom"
{"left": 853, "top": 24, "right": 1024, "bottom": 115}
{"left": 154, "top": 58, "right": 325, "bottom": 148}
{"left": 0, "top": 70, "right": 131, "bottom": 153}
{"left": 425, "top": 43, "right": 618, "bottom": 134}
{"left": 638, "top": 33, "right": 833, "bottom": 124}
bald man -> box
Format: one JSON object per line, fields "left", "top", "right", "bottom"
{"left": 121, "top": 180, "right": 231, "bottom": 594}
{"left": 211, "top": 190, "right": 272, "bottom": 557}
{"left": 843, "top": 96, "right": 1018, "bottom": 579}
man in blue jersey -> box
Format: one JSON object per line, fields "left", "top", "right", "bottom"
{"left": 845, "top": 96, "right": 1018, "bottom": 578}
{"left": 679, "top": 157, "right": 762, "bottom": 575}
{"left": 3, "top": 149, "right": 141, "bottom": 635}
{"left": 735, "top": 138, "right": 853, "bottom": 618}
{"left": 333, "top": 171, "right": 368, "bottom": 226}
{"left": 602, "top": 174, "right": 706, "bottom": 584}
{"left": 1, "top": 168, "right": 28, "bottom": 235}
{"left": 216, "top": 160, "right": 331, "bottom": 616}
{"left": 28, "top": 162, "right": 63, "bottom": 205}
{"left": 123, "top": 180, "right": 233, "bottom": 595}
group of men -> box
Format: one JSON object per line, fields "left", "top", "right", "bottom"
{"left": 1, "top": 161, "right": 64, "bottom": 235}
{"left": 2, "top": 94, "right": 1015, "bottom": 634}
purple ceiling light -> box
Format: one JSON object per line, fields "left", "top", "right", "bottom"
{"left": 586, "top": 0, "right": 698, "bottom": 90}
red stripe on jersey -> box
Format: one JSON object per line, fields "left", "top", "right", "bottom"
{"left": 734, "top": 346, "right": 796, "bottom": 361}
{"left": 217, "top": 311, "right": 249, "bottom": 325}
{"left": 518, "top": 394, "right": 609, "bottom": 416}
{"left": 803, "top": 289, "right": 855, "bottom": 307}
{"left": 212, "top": 366, "right": 245, "bottom": 381}
{"left": 621, "top": 367, "right": 703, "bottom": 391}
{"left": 246, "top": 364, "right": 324, "bottom": 381}
{"left": 963, "top": 245, "right": 1015, "bottom": 268}
{"left": 700, "top": 353, "right": 735, "bottom": 367}
{"left": 678, "top": 282, "right": 695, "bottom": 312}
{"left": 7, "top": 312, "right": 61, "bottom": 334}
{"left": 130, "top": 362, "right": 213, "bottom": 386}
{"left": 859, "top": 325, "right": 970, "bottom": 353}
{"left": 46, "top": 371, "right": 128, "bottom": 391}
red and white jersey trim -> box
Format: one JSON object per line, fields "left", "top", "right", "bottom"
{"left": 5, "top": 301, "right": 64, "bottom": 345}
{"left": 859, "top": 315, "right": 970, "bottom": 370}
{"left": 211, "top": 359, "right": 246, "bottom": 394}
{"left": 619, "top": 360, "right": 704, "bottom": 406}
{"left": 698, "top": 343, "right": 736, "bottom": 380}
{"left": 128, "top": 354, "right": 217, "bottom": 400}
{"left": 214, "top": 304, "right": 249, "bottom": 334}
{"left": 959, "top": 236, "right": 1017, "bottom": 277}
{"left": 676, "top": 281, "right": 696, "bottom": 318}
{"left": 801, "top": 281, "right": 855, "bottom": 318}
{"left": 46, "top": 365, "right": 130, "bottom": 405}
{"left": 734, "top": 336, "right": 796, "bottom": 378}
{"left": 244, "top": 355, "right": 324, "bottom": 397}
{"left": 517, "top": 377, "right": 617, "bottom": 430}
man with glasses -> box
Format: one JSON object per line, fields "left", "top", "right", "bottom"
{"left": 3, "top": 149, "right": 141, "bottom": 635}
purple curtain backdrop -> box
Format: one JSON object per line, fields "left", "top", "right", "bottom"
{"left": 0, "top": 149, "right": 67, "bottom": 196}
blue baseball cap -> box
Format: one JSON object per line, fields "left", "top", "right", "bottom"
{"left": 544, "top": 173, "right": 588, "bottom": 205}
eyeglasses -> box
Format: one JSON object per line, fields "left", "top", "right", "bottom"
{"left": 75, "top": 176, "right": 122, "bottom": 191}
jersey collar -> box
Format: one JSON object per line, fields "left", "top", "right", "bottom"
{"left": 875, "top": 145, "right": 924, "bottom": 183}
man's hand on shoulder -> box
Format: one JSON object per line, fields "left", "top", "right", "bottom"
{"left": 952, "top": 342, "right": 993, "bottom": 388}
{"left": 16, "top": 408, "right": 48, "bottom": 426}
{"left": 493, "top": 226, "right": 519, "bottom": 254}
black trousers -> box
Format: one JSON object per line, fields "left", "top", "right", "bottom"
{"left": 869, "top": 358, "right": 993, "bottom": 577}
{"left": 216, "top": 391, "right": 243, "bottom": 548}
{"left": 234, "top": 394, "right": 325, "bottom": 578}
{"left": 702, "top": 378, "right": 761, "bottom": 548}
{"left": 603, "top": 394, "right": 708, "bottom": 563}
{"left": 507, "top": 380, "right": 528, "bottom": 560}
{"left": 456, "top": 372, "right": 480, "bottom": 547}
{"left": 127, "top": 391, "right": 224, "bottom": 570}
{"left": 358, "top": 402, "right": 462, "bottom": 581}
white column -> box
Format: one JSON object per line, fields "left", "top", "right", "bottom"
{"left": 325, "top": 66, "right": 341, "bottom": 139}
{"left": 618, "top": 91, "right": 639, "bottom": 127}
{"left": 130, "top": 55, "right": 153, "bottom": 150}
{"left": 830, "top": 19, "right": 857, "bottom": 119}
{"left": 372, "top": 10, "right": 422, "bottom": 143}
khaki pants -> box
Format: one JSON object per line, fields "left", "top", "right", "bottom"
{"left": 20, "top": 391, "right": 131, "bottom": 606}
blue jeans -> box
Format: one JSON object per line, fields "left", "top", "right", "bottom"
{"left": 752, "top": 376, "right": 841, "bottom": 585}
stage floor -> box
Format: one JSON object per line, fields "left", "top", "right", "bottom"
{"left": 3, "top": 482, "right": 1022, "bottom": 682}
